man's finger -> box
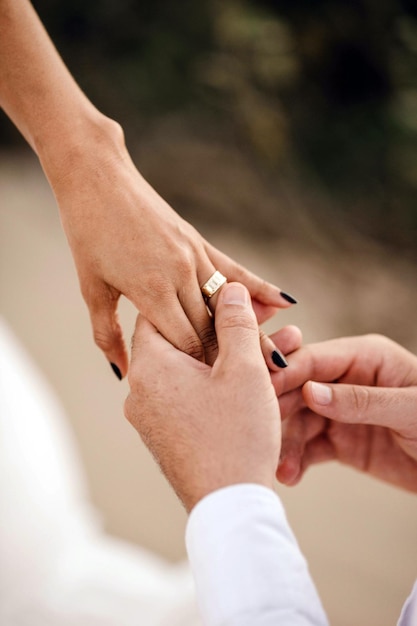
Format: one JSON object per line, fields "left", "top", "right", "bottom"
{"left": 279, "top": 388, "right": 308, "bottom": 420}
{"left": 213, "top": 282, "right": 261, "bottom": 369}
{"left": 178, "top": 277, "right": 218, "bottom": 366}
{"left": 277, "top": 410, "right": 326, "bottom": 485}
{"left": 303, "top": 381, "right": 417, "bottom": 436}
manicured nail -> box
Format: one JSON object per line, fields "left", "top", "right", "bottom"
{"left": 223, "top": 283, "right": 249, "bottom": 306}
{"left": 310, "top": 382, "right": 332, "bottom": 405}
{"left": 280, "top": 291, "right": 298, "bottom": 304}
{"left": 110, "top": 362, "right": 122, "bottom": 381}
{"left": 272, "top": 350, "right": 288, "bottom": 368}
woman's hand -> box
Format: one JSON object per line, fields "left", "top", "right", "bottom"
{"left": 45, "top": 117, "right": 294, "bottom": 377}
{"left": 273, "top": 335, "right": 417, "bottom": 492}
{"left": 0, "top": 1, "right": 295, "bottom": 378}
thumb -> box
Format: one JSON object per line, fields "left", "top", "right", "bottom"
{"left": 303, "top": 381, "right": 416, "bottom": 435}
{"left": 214, "top": 282, "right": 261, "bottom": 366}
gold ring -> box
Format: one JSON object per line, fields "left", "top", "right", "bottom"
{"left": 201, "top": 270, "right": 227, "bottom": 300}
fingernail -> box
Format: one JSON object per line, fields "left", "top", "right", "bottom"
{"left": 272, "top": 349, "right": 288, "bottom": 368}
{"left": 223, "top": 283, "right": 249, "bottom": 306}
{"left": 310, "top": 382, "right": 332, "bottom": 405}
{"left": 280, "top": 291, "right": 298, "bottom": 304}
{"left": 110, "top": 362, "right": 122, "bottom": 381}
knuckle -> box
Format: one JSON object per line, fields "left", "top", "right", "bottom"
{"left": 181, "top": 335, "right": 204, "bottom": 360}
{"left": 84, "top": 281, "right": 119, "bottom": 309}
{"left": 221, "top": 313, "right": 258, "bottom": 332}
{"left": 175, "top": 250, "right": 194, "bottom": 277}
{"left": 199, "top": 325, "right": 218, "bottom": 352}
{"left": 230, "top": 261, "right": 246, "bottom": 280}
{"left": 252, "top": 278, "right": 269, "bottom": 300}
{"left": 365, "top": 333, "right": 387, "bottom": 345}
{"left": 93, "top": 318, "right": 124, "bottom": 352}
{"left": 164, "top": 235, "right": 195, "bottom": 274}
{"left": 351, "top": 385, "right": 371, "bottom": 418}
{"left": 93, "top": 328, "right": 114, "bottom": 352}
{"left": 364, "top": 333, "right": 397, "bottom": 356}
{"left": 144, "top": 274, "right": 172, "bottom": 299}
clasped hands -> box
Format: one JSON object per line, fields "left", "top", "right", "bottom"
{"left": 125, "top": 282, "right": 417, "bottom": 513}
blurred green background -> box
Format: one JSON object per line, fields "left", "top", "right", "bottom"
{"left": 1, "top": 0, "right": 417, "bottom": 254}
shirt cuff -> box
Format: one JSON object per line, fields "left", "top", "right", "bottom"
{"left": 186, "top": 483, "right": 328, "bottom": 626}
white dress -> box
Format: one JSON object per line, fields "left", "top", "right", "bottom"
{"left": 0, "top": 319, "right": 201, "bottom": 626}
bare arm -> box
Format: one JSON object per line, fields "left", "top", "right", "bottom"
{"left": 0, "top": 0, "right": 104, "bottom": 162}
{"left": 0, "top": 0, "right": 295, "bottom": 376}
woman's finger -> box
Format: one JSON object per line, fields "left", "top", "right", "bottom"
{"left": 251, "top": 300, "right": 280, "bottom": 325}
{"left": 270, "top": 325, "right": 303, "bottom": 357}
{"left": 199, "top": 266, "right": 299, "bottom": 371}
{"left": 259, "top": 329, "right": 288, "bottom": 371}
{"left": 178, "top": 276, "right": 218, "bottom": 366}
{"left": 148, "top": 294, "right": 207, "bottom": 362}
{"left": 85, "top": 280, "right": 128, "bottom": 379}
{"left": 198, "top": 267, "right": 280, "bottom": 367}
{"left": 205, "top": 242, "right": 297, "bottom": 309}
{"left": 260, "top": 324, "right": 303, "bottom": 373}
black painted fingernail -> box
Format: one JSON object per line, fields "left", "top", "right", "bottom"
{"left": 110, "top": 362, "right": 122, "bottom": 380}
{"left": 272, "top": 350, "right": 288, "bottom": 368}
{"left": 280, "top": 291, "right": 298, "bottom": 304}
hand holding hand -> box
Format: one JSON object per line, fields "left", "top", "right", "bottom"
{"left": 124, "top": 282, "right": 301, "bottom": 512}
{"left": 273, "top": 335, "right": 417, "bottom": 492}
{"left": 45, "top": 120, "right": 294, "bottom": 378}
{"left": 0, "top": 0, "right": 295, "bottom": 378}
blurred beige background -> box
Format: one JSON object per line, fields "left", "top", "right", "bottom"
{"left": 1, "top": 151, "right": 417, "bottom": 626}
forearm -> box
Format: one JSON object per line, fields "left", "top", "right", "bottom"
{"left": 0, "top": 0, "right": 117, "bottom": 177}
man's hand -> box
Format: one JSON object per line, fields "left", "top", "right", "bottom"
{"left": 272, "top": 335, "right": 417, "bottom": 492}
{"left": 125, "top": 282, "right": 302, "bottom": 512}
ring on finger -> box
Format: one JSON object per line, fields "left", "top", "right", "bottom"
{"left": 200, "top": 270, "right": 227, "bottom": 301}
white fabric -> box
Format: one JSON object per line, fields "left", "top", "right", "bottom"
{"left": 0, "top": 319, "right": 201, "bottom": 626}
{"left": 398, "top": 580, "right": 417, "bottom": 626}
{"left": 186, "top": 484, "right": 417, "bottom": 626}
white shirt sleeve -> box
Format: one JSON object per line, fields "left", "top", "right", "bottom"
{"left": 398, "top": 580, "right": 417, "bottom": 626}
{"left": 186, "top": 483, "right": 329, "bottom": 626}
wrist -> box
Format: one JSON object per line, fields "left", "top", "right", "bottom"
{"left": 184, "top": 470, "right": 276, "bottom": 514}
{"left": 37, "top": 107, "right": 128, "bottom": 187}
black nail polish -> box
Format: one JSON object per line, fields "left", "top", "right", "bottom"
{"left": 272, "top": 350, "right": 288, "bottom": 368}
{"left": 280, "top": 291, "right": 298, "bottom": 304}
{"left": 110, "top": 362, "right": 122, "bottom": 380}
